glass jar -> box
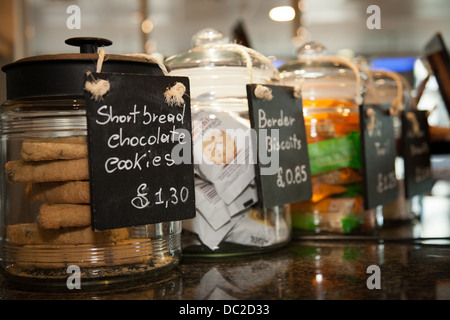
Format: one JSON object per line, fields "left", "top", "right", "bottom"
{"left": 0, "top": 38, "right": 181, "bottom": 285}
{"left": 165, "top": 28, "right": 291, "bottom": 256}
{"left": 278, "top": 42, "right": 382, "bottom": 235}
{"left": 365, "top": 69, "right": 422, "bottom": 223}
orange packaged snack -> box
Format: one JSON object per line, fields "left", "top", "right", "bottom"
{"left": 303, "top": 99, "right": 360, "bottom": 144}
{"left": 310, "top": 183, "right": 347, "bottom": 203}
{"left": 312, "top": 168, "right": 362, "bottom": 185}
{"left": 291, "top": 196, "right": 367, "bottom": 233}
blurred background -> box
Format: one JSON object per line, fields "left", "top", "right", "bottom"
{"left": 3, "top": 0, "right": 449, "bottom": 58}
{"left": 1, "top": 0, "right": 450, "bottom": 129}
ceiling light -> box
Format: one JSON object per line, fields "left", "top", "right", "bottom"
{"left": 141, "top": 19, "right": 154, "bottom": 34}
{"left": 269, "top": 6, "right": 296, "bottom": 22}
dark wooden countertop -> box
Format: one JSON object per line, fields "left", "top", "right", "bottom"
{"left": 1, "top": 193, "right": 449, "bottom": 302}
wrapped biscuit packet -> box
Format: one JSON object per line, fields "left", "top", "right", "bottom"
{"left": 225, "top": 209, "right": 290, "bottom": 247}
{"left": 226, "top": 183, "right": 258, "bottom": 216}
{"left": 194, "top": 178, "right": 231, "bottom": 230}
{"left": 192, "top": 111, "right": 255, "bottom": 204}
{"left": 195, "top": 179, "right": 258, "bottom": 225}
{"left": 190, "top": 178, "right": 259, "bottom": 249}
{"left": 183, "top": 211, "right": 240, "bottom": 251}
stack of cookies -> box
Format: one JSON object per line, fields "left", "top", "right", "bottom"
{"left": 5, "top": 136, "right": 132, "bottom": 245}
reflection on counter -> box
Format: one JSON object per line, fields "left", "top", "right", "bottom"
{"left": 0, "top": 272, "right": 182, "bottom": 300}
{"left": 180, "top": 255, "right": 292, "bottom": 300}
{"left": 1, "top": 186, "right": 449, "bottom": 300}
{"left": 2, "top": 239, "right": 449, "bottom": 300}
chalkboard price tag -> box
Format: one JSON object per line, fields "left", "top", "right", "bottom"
{"left": 359, "top": 104, "right": 398, "bottom": 210}
{"left": 400, "top": 110, "right": 433, "bottom": 198}
{"left": 246, "top": 84, "right": 312, "bottom": 208}
{"left": 85, "top": 72, "right": 196, "bottom": 231}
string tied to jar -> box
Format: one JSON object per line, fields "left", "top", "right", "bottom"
{"left": 365, "top": 70, "right": 404, "bottom": 117}
{"left": 296, "top": 55, "right": 364, "bottom": 105}
{"left": 164, "top": 82, "right": 187, "bottom": 107}
{"left": 84, "top": 49, "right": 174, "bottom": 102}
{"left": 84, "top": 49, "right": 110, "bottom": 101}
{"left": 192, "top": 43, "right": 253, "bottom": 82}
{"left": 84, "top": 73, "right": 110, "bottom": 102}
{"left": 254, "top": 84, "right": 273, "bottom": 101}
{"left": 191, "top": 43, "right": 280, "bottom": 101}
{"left": 293, "top": 80, "right": 304, "bottom": 99}
{"left": 388, "top": 72, "right": 404, "bottom": 117}
{"left": 366, "top": 107, "right": 376, "bottom": 132}
{"left": 124, "top": 53, "right": 169, "bottom": 75}
{"left": 127, "top": 54, "right": 187, "bottom": 107}
{"left": 405, "top": 111, "right": 421, "bottom": 135}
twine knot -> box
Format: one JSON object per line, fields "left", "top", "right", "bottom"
{"left": 84, "top": 49, "right": 110, "bottom": 101}
{"left": 84, "top": 71, "right": 110, "bottom": 102}
{"left": 164, "top": 82, "right": 187, "bottom": 107}
{"left": 254, "top": 85, "right": 273, "bottom": 101}
{"left": 293, "top": 82, "right": 303, "bottom": 99}
{"left": 406, "top": 112, "right": 420, "bottom": 134}
{"left": 366, "top": 107, "right": 376, "bottom": 132}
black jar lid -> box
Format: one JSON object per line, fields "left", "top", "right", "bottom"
{"left": 2, "top": 37, "right": 164, "bottom": 100}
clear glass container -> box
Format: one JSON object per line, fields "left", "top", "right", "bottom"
{"left": 365, "top": 69, "right": 423, "bottom": 223}
{"left": 278, "top": 42, "right": 382, "bottom": 235}
{"left": 0, "top": 38, "right": 181, "bottom": 285}
{"left": 165, "top": 28, "right": 291, "bottom": 256}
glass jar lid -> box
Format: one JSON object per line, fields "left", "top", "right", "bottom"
{"left": 364, "top": 69, "right": 405, "bottom": 115}
{"left": 278, "top": 41, "right": 364, "bottom": 105}
{"left": 165, "top": 28, "right": 279, "bottom": 103}
{"left": 165, "top": 28, "right": 279, "bottom": 81}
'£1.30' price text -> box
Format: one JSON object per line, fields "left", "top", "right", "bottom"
{"left": 131, "top": 183, "right": 189, "bottom": 209}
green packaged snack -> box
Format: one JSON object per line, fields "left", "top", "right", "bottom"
{"left": 340, "top": 183, "right": 363, "bottom": 197}
{"left": 308, "top": 131, "right": 361, "bottom": 175}
{"left": 341, "top": 215, "right": 364, "bottom": 234}
{"left": 292, "top": 213, "right": 317, "bottom": 231}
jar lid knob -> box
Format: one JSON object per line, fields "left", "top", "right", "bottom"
{"left": 191, "top": 28, "right": 229, "bottom": 47}
{"left": 296, "top": 41, "right": 327, "bottom": 59}
{"left": 65, "top": 37, "right": 113, "bottom": 53}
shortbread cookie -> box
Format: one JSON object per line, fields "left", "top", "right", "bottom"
{"left": 37, "top": 204, "right": 91, "bottom": 229}
{"left": 5, "top": 158, "right": 89, "bottom": 183}
{"left": 6, "top": 222, "right": 131, "bottom": 245}
{"left": 26, "top": 181, "right": 90, "bottom": 204}
{"left": 21, "top": 136, "right": 88, "bottom": 161}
